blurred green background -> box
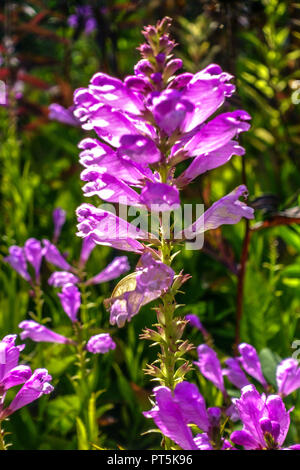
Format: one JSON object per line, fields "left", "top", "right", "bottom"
{"left": 0, "top": 0, "right": 300, "bottom": 449}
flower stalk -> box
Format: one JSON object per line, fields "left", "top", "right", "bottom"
{"left": 0, "top": 421, "right": 7, "bottom": 451}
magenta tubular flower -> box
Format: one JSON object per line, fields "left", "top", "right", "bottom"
{"left": 43, "top": 239, "right": 72, "bottom": 271}
{"left": 107, "top": 253, "right": 174, "bottom": 327}
{"left": 19, "top": 320, "right": 72, "bottom": 344}
{"left": 86, "top": 333, "right": 116, "bottom": 354}
{"left": 49, "top": 104, "right": 80, "bottom": 127}
{"left": 238, "top": 343, "right": 268, "bottom": 389}
{"left": 195, "top": 344, "right": 225, "bottom": 394}
{"left": 0, "top": 335, "right": 25, "bottom": 386}
{"left": 86, "top": 256, "right": 130, "bottom": 286}
{"left": 223, "top": 358, "right": 250, "bottom": 389}
{"left": 48, "top": 271, "right": 79, "bottom": 287}
{"left": 230, "top": 385, "right": 295, "bottom": 450}
{"left": 76, "top": 203, "right": 150, "bottom": 254}
{"left": 79, "top": 234, "right": 96, "bottom": 267}
{"left": 276, "top": 358, "right": 300, "bottom": 397}
{"left": 176, "top": 141, "right": 245, "bottom": 187}
{"left": 0, "top": 368, "right": 53, "bottom": 418}
{"left": 52, "top": 207, "right": 66, "bottom": 243}
{"left": 185, "top": 314, "right": 208, "bottom": 337}
{"left": 176, "top": 185, "right": 254, "bottom": 240}
{"left": 144, "top": 381, "right": 229, "bottom": 450}
{"left": 3, "top": 246, "right": 31, "bottom": 282}
{"left": 143, "top": 384, "right": 205, "bottom": 450}
{"left": 0, "top": 365, "right": 32, "bottom": 393}
{"left": 57, "top": 284, "right": 81, "bottom": 322}
{"left": 24, "top": 238, "right": 43, "bottom": 281}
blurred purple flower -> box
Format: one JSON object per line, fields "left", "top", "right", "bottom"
{"left": 48, "top": 271, "right": 79, "bottom": 287}
{"left": 24, "top": 238, "right": 43, "bottom": 281}
{"left": 223, "top": 358, "right": 250, "bottom": 389}
{"left": 79, "top": 234, "right": 96, "bottom": 267}
{"left": 19, "top": 320, "right": 72, "bottom": 344}
{"left": 86, "top": 333, "right": 116, "bottom": 354}
{"left": 68, "top": 6, "right": 97, "bottom": 35}
{"left": 194, "top": 344, "right": 225, "bottom": 395}
{"left": 86, "top": 256, "right": 130, "bottom": 285}
{"left": 43, "top": 239, "right": 72, "bottom": 271}
{"left": 52, "top": 208, "right": 66, "bottom": 243}
{"left": 238, "top": 343, "right": 268, "bottom": 389}
{"left": 49, "top": 104, "right": 80, "bottom": 127}
{"left": 276, "top": 358, "right": 300, "bottom": 397}
{"left": 230, "top": 385, "right": 296, "bottom": 450}
{"left": 57, "top": 284, "right": 81, "bottom": 322}
{"left": 185, "top": 314, "right": 208, "bottom": 338}
{"left": 3, "top": 246, "right": 31, "bottom": 282}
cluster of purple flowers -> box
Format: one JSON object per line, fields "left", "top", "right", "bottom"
{"left": 144, "top": 334, "right": 300, "bottom": 450}
{"left": 0, "top": 335, "right": 53, "bottom": 420}
{"left": 71, "top": 17, "right": 254, "bottom": 328}
{"left": 3, "top": 207, "right": 127, "bottom": 355}
{"left": 67, "top": 5, "right": 98, "bottom": 36}
{"left": 186, "top": 317, "right": 300, "bottom": 399}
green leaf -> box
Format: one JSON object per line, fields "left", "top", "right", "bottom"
{"left": 88, "top": 393, "right": 98, "bottom": 444}
{"left": 259, "top": 348, "right": 281, "bottom": 387}
{"left": 76, "top": 417, "right": 89, "bottom": 450}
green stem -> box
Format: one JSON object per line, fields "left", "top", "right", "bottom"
{"left": 0, "top": 421, "right": 6, "bottom": 451}
{"left": 79, "top": 283, "right": 89, "bottom": 326}
{"left": 33, "top": 284, "right": 44, "bottom": 323}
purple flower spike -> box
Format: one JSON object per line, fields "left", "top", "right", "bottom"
{"left": 43, "top": 239, "right": 72, "bottom": 271}
{"left": 276, "top": 358, "right": 300, "bottom": 397}
{"left": 86, "top": 333, "right": 116, "bottom": 354}
{"left": 19, "top": 320, "right": 72, "bottom": 344}
{"left": 195, "top": 344, "right": 225, "bottom": 394}
{"left": 58, "top": 284, "right": 81, "bottom": 322}
{"left": 177, "top": 141, "right": 245, "bottom": 187}
{"left": 24, "top": 238, "right": 43, "bottom": 281}
{"left": 3, "top": 246, "right": 31, "bottom": 282}
{"left": 230, "top": 385, "right": 293, "bottom": 450}
{"left": 223, "top": 358, "right": 250, "bottom": 389}
{"left": 86, "top": 256, "right": 130, "bottom": 285}
{"left": 3, "top": 368, "right": 53, "bottom": 417}
{"left": 48, "top": 271, "right": 79, "bottom": 287}
{"left": 238, "top": 343, "right": 268, "bottom": 389}
{"left": 52, "top": 207, "right": 66, "bottom": 243}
